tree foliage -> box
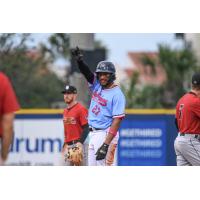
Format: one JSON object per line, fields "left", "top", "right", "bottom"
{"left": 0, "top": 33, "right": 67, "bottom": 108}
{"left": 122, "top": 45, "right": 200, "bottom": 108}
{"left": 40, "top": 33, "right": 70, "bottom": 62}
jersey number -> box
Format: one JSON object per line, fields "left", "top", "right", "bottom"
{"left": 178, "top": 104, "right": 184, "bottom": 119}
{"left": 92, "top": 105, "right": 100, "bottom": 116}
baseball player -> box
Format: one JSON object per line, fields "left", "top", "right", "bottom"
{"left": 174, "top": 72, "right": 200, "bottom": 166}
{"left": 72, "top": 47, "right": 126, "bottom": 166}
{"left": 0, "top": 72, "right": 20, "bottom": 165}
{"left": 61, "top": 85, "right": 89, "bottom": 166}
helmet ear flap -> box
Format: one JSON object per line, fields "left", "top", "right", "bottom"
{"left": 112, "top": 74, "right": 116, "bottom": 81}
{"left": 108, "top": 73, "right": 116, "bottom": 83}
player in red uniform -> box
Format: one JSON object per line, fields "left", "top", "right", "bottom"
{"left": 61, "top": 85, "right": 89, "bottom": 166}
{"left": 0, "top": 72, "right": 20, "bottom": 165}
{"left": 174, "top": 73, "right": 200, "bottom": 166}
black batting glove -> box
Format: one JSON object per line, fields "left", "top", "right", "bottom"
{"left": 71, "top": 46, "right": 83, "bottom": 61}
{"left": 95, "top": 143, "right": 109, "bottom": 160}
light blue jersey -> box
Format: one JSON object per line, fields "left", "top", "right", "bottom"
{"left": 88, "top": 76, "right": 126, "bottom": 129}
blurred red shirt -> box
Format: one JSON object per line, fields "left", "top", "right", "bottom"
{"left": 176, "top": 92, "right": 200, "bottom": 134}
{"left": 63, "top": 102, "right": 88, "bottom": 143}
{"left": 0, "top": 72, "right": 20, "bottom": 137}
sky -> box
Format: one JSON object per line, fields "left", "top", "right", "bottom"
{"left": 95, "top": 33, "right": 183, "bottom": 67}
{"left": 32, "top": 33, "right": 183, "bottom": 68}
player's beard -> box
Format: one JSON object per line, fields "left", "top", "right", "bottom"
{"left": 99, "top": 73, "right": 114, "bottom": 88}
{"left": 64, "top": 97, "right": 73, "bottom": 104}
{"left": 100, "top": 78, "right": 114, "bottom": 89}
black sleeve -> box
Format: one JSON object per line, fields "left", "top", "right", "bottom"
{"left": 77, "top": 60, "right": 94, "bottom": 84}
{"left": 175, "top": 118, "right": 179, "bottom": 131}
{"left": 79, "top": 124, "right": 89, "bottom": 144}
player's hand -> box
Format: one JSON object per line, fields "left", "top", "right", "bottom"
{"left": 76, "top": 142, "right": 83, "bottom": 149}
{"left": 62, "top": 143, "right": 69, "bottom": 162}
{"left": 71, "top": 46, "right": 83, "bottom": 61}
{"left": 95, "top": 143, "right": 109, "bottom": 160}
{"left": 62, "top": 143, "right": 68, "bottom": 153}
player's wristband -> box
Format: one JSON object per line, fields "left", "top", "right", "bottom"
{"left": 108, "top": 127, "right": 118, "bottom": 136}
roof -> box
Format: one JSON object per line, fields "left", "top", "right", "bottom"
{"left": 125, "top": 52, "right": 166, "bottom": 85}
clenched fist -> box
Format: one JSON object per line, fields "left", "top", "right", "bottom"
{"left": 71, "top": 46, "right": 83, "bottom": 62}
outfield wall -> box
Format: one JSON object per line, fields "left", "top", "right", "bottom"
{"left": 6, "top": 109, "right": 177, "bottom": 166}
{"left": 118, "top": 110, "right": 177, "bottom": 166}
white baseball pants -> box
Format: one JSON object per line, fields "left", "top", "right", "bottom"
{"left": 174, "top": 133, "right": 200, "bottom": 166}
{"left": 88, "top": 130, "right": 118, "bottom": 166}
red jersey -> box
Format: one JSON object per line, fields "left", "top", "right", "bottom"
{"left": 176, "top": 92, "right": 200, "bottom": 134}
{"left": 63, "top": 102, "right": 88, "bottom": 143}
{"left": 0, "top": 72, "right": 20, "bottom": 137}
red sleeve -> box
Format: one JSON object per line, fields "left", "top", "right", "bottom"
{"left": 191, "top": 99, "right": 200, "bottom": 118}
{"left": 79, "top": 106, "right": 88, "bottom": 126}
{"left": 2, "top": 75, "right": 20, "bottom": 114}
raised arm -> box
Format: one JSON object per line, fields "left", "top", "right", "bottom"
{"left": 71, "top": 47, "right": 94, "bottom": 84}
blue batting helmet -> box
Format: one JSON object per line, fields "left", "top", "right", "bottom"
{"left": 95, "top": 61, "right": 116, "bottom": 84}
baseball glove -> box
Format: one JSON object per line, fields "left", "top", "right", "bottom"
{"left": 65, "top": 143, "right": 83, "bottom": 166}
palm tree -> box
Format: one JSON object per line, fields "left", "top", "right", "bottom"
{"left": 122, "top": 44, "right": 200, "bottom": 108}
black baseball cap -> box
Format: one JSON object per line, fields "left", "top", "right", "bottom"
{"left": 61, "top": 85, "right": 77, "bottom": 94}
{"left": 192, "top": 73, "right": 200, "bottom": 86}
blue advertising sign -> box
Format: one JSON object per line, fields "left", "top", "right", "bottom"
{"left": 118, "top": 117, "right": 167, "bottom": 166}
{"left": 12, "top": 110, "right": 177, "bottom": 166}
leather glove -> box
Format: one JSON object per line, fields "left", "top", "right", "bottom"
{"left": 95, "top": 143, "right": 109, "bottom": 160}
{"left": 66, "top": 143, "right": 83, "bottom": 166}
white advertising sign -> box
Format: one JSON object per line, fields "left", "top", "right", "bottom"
{"left": 7, "top": 118, "right": 64, "bottom": 166}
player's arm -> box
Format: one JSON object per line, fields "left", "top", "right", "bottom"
{"left": 1, "top": 75, "right": 20, "bottom": 163}
{"left": 104, "top": 118, "right": 122, "bottom": 145}
{"left": 174, "top": 118, "right": 179, "bottom": 131}
{"left": 96, "top": 93, "right": 126, "bottom": 160}
{"left": 71, "top": 47, "right": 94, "bottom": 84}
{"left": 78, "top": 107, "right": 89, "bottom": 144}
{"left": 95, "top": 117, "right": 123, "bottom": 161}
{"left": 79, "top": 124, "right": 89, "bottom": 144}
{"left": 107, "top": 93, "right": 126, "bottom": 145}
{"left": 1, "top": 112, "right": 15, "bottom": 162}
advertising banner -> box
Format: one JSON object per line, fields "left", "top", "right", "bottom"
{"left": 5, "top": 110, "right": 177, "bottom": 166}
{"left": 7, "top": 116, "right": 64, "bottom": 166}
{"left": 118, "top": 117, "right": 167, "bottom": 166}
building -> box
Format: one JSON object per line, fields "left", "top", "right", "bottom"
{"left": 121, "top": 52, "right": 166, "bottom": 87}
